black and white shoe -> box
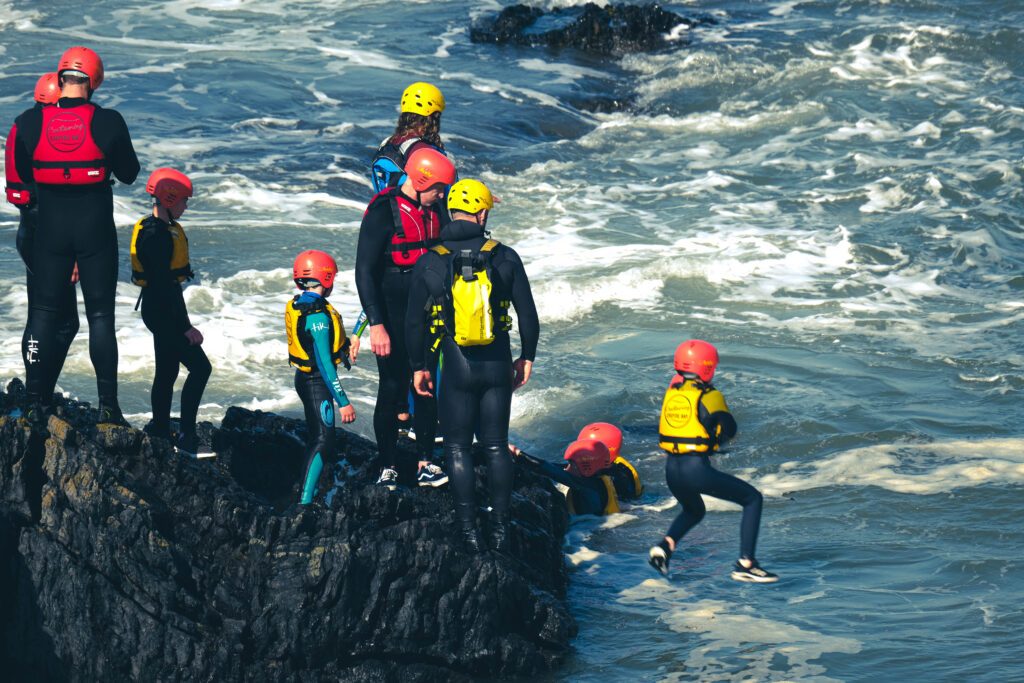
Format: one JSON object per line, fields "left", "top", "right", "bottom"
{"left": 176, "top": 433, "right": 216, "bottom": 459}
{"left": 375, "top": 467, "right": 399, "bottom": 491}
{"left": 648, "top": 542, "right": 671, "bottom": 576}
{"left": 417, "top": 463, "right": 449, "bottom": 487}
{"left": 731, "top": 560, "right": 778, "bottom": 583}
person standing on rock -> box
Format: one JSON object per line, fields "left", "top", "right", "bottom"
{"left": 287, "top": 250, "right": 356, "bottom": 505}
{"left": 408, "top": 179, "right": 539, "bottom": 552}
{"left": 130, "top": 168, "right": 213, "bottom": 457}
{"left": 370, "top": 81, "right": 448, "bottom": 193}
{"left": 5, "top": 72, "right": 80, "bottom": 413}
{"left": 356, "top": 147, "right": 454, "bottom": 491}
{"left": 10, "top": 46, "right": 140, "bottom": 426}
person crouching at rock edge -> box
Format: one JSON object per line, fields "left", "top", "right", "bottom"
{"left": 648, "top": 340, "right": 778, "bottom": 583}
{"left": 356, "top": 147, "right": 453, "bottom": 491}
{"left": 287, "top": 250, "right": 356, "bottom": 505}
{"left": 407, "top": 179, "right": 539, "bottom": 553}
{"left": 130, "top": 168, "right": 212, "bottom": 457}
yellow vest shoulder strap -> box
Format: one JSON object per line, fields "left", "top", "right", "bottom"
{"left": 598, "top": 475, "right": 620, "bottom": 515}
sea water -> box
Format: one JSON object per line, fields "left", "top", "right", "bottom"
{"left": 1, "top": 1, "right": 1022, "bottom": 680}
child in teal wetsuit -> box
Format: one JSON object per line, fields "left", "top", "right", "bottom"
{"left": 286, "top": 250, "right": 355, "bottom": 504}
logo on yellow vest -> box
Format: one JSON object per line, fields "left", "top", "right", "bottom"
{"left": 662, "top": 393, "right": 693, "bottom": 428}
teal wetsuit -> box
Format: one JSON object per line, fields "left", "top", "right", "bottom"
{"left": 294, "top": 291, "right": 350, "bottom": 504}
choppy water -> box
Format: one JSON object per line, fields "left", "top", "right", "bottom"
{"left": 2, "top": 1, "right": 1023, "bottom": 680}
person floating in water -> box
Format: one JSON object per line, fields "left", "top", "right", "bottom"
{"left": 648, "top": 340, "right": 778, "bottom": 583}
{"left": 512, "top": 422, "right": 642, "bottom": 516}
{"left": 286, "top": 250, "right": 356, "bottom": 505}
{"left": 130, "top": 168, "right": 212, "bottom": 457}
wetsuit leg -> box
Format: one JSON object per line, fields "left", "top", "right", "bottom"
{"left": 295, "top": 370, "right": 335, "bottom": 505}
{"left": 665, "top": 454, "right": 763, "bottom": 559}
{"left": 177, "top": 341, "right": 211, "bottom": 438}
{"left": 475, "top": 360, "right": 513, "bottom": 518}
{"left": 439, "top": 344, "right": 481, "bottom": 526}
{"left": 146, "top": 319, "right": 212, "bottom": 439}
{"left": 149, "top": 331, "right": 180, "bottom": 438}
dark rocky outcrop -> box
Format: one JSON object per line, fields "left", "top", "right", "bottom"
{"left": 0, "top": 381, "right": 574, "bottom": 681}
{"left": 470, "top": 2, "right": 715, "bottom": 56}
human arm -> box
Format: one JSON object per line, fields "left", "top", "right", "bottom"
{"left": 354, "top": 198, "right": 393, "bottom": 328}
{"left": 700, "top": 389, "right": 737, "bottom": 446}
{"left": 506, "top": 249, "right": 539, "bottom": 386}
{"left": 349, "top": 311, "right": 368, "bottom": 362}
{"left": 306, "top": 310, "right": 355, "bottom": 422}
{"left": 405, "top": 257, "right": 437, "bottom": 372}
{"left": 96, "top": 109, "right": 140, "bottom": 185}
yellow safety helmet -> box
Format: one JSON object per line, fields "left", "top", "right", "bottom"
{"left": 447, "top": 179, "right": 494, "bottom": 214}
{"left": 401, "top": 82, "right": 446, "bottom": 116}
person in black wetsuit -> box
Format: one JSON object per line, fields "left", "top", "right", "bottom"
{"left": 5, "top": 72, "right": 79, "bottom": 408}
{"left": 287, "top": 250, "right": 356, "bottom": 505}
{"left": 356, "top": 147, "right": 454, "bottom": 490}
{"left": 407, "top": 178, "right": 539, "bottom": 552}
{"left": 130, "top": 168, "right": 212, "bottom": 457}
{"left": 648, "top": 340, "right": 778, "bottom": 583}
{"left": 11, "top": 46, "right": 140, "bottom": 425}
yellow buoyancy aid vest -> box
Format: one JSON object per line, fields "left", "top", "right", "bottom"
{"left": 285, "top": 295, "right": 348, "bottom": 372}
{"left": 130, "top": 217, "right": 193, "bottom": 286}
{"left": 611, "top": 456, "right": 643, "bottom": 499}
{"left": 658, "top": 379, "right": 730, "bottom": 454}
{"left": 565, "top": 474, "right": 620, "bottom": 516}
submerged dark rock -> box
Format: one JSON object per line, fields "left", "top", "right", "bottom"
{"left": 0, "top": 381, "right": 574, "bottom": 681}
{"left": 470, "top": 2, "right": 712, "bottom": 56}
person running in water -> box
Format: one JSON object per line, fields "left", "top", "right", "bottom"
{"left": 648, "top": 340, "right": 778, "bottom": 583}
{"left": 287, "top": 250, "right": 356, "bottom": 505}
{"left": 356, "top": 147, "right": 453, "bottom": 490}
{"left": 10, "top": 46, "right": 140, "bottom": 425}
{"left": 408, "top": 179, "right": 539, "bottom": 553}
{"left": 5, "top": 72, "right": 79, "bottom": 412}
{"left": 130, "top": 168, "right": 212, "bottom": 457}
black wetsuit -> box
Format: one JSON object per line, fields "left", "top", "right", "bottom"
{"left": 663, "top": 411, "right": 764, "bottom": 560}
{"left": 135, "top": 216, "right": 210, "bottom": 440}
{"left": 13, "top": 96, "right": 139, "bottom": 407}
{"left": 11, "top": 105, "right": 79, "bottom": 393}
{"left": 355, "top": 189, "right": 445, "bottom": 477}
{"left": 406, "top": 218, "right": 539, "bottom": 529}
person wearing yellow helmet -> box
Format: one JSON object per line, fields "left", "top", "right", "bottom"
{"left": 407, "top": 179, "right": 539, "bottom": 553}
{"left": 370, "top": 82, "right": 447, "bottom": 193}
{"left": 10, "top": 46, "right": 140, "bottom": 426}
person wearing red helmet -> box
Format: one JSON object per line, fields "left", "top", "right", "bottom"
{"left": 407, "top": 179, "right": 539, "bottom": 552}
{"left": 648, "top": 340, "right": 778, "bottom": 583}
{"left": 286, "top": 250, "right": 355, "bottom": 504}
{"left": 577, "top": 422, "right": 643, "bottom": 500}
{"left": 356, "top": 147, "right": 455, "bottom": 490}
{"left": 5, "top": 73, "right": 79, "bottom": 419}
{"left": 10, "top": 46, "right": 140, "bottom": 425}
{"left": 130, "top": 168, "right": 212, "bottom": 456}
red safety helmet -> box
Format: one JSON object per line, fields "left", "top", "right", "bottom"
{"left": 674, "top": 339, "right": 719, "bottom": 383}
{"left": 57, "top": 46, "right": 104, "bottom": 91}
{"left": 34, "top": 73, "right": 60, "bottom": 104}
{"left": 404, "top": 147, "right": 455, "bottom": 192}
{"left": 293, "top": 250, "right": 338, "bottom": 293}
{"left": 146, "top": 168, "right": 193, "bottom": 209}
{"left": 577, "top": 422, "right": 622, "bottom": 461}
{"left": 563, "top": 439, "right": 612, "bottom": 478}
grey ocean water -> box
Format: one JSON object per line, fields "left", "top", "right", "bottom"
{"left": 2, "top": 1, "right": 1022, "bottom": 680}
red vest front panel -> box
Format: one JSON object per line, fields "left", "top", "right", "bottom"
{"left": 32, "top": 104, "right": 107, "bottom": 185}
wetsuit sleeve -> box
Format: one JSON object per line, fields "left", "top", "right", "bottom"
{"left": 306, "top": 310, "right": 350, "bottom": 408}
{"left": 355, "top": 198, "right": 393, "bottom": 327}
{"left": 405, "top": 257, "right": 439, "bottom": 372}
{"left": 701, "top": 390, "right": 737, "bottom": 445}
{"left": 94, "top": 108, "right": 140, "bottom": 185}
{"left": 352, "top": 310, "right": 368, "bottom": 338}
{"left": 12, "top": 109, "right": 39, "bottom": 185}
{"left": 138, "top": 224, "right": 191, "bottom": 333}
{"left": 506, "top": 248, "right": 539, "bottom": 362}
{"left": 529, "top": 459, "right": 604, "bottom": 514}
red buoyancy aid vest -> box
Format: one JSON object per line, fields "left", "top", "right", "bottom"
{"left": 5, "top": 123, "right": 32, "bottom": 206}
{"left": 365, "top": 187, "right": 441, "bottom": 267}
{"left": 32, "top": 103, "right": 107, "bottom": 185}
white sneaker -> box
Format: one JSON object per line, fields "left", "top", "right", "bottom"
{"left": 375, "top": 467, "right": 399, "bottom": 491}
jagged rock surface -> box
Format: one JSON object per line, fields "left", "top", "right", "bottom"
{"left": 0, "top": 381, "right": 574, "bottom": 681}
{"left": 470, "top": 2, "right": 714, "bottom": 56}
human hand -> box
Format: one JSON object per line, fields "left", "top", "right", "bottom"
{"left": 185, "top": 327, "right": 204, "bottom": 345}
{"left": 370, "top": 324, "right": 390, "bottom": 357}
{"left": 349, "top": 334, "right": 360, "bottom": 363}
{"left": 338, "top": 404, "right": 356, "bottom": 423}
{"left": 512, "top": 359, "right": 532, "bottom": 391}
{"left": 413, "top": 370, "right": 434, "bottom": 397}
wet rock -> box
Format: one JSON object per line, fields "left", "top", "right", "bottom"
{"left": 470, "top": 2, "right": 714, "bottom": 56}
{"left": 0, "top": 382, "right": 574, "bottom": 681}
